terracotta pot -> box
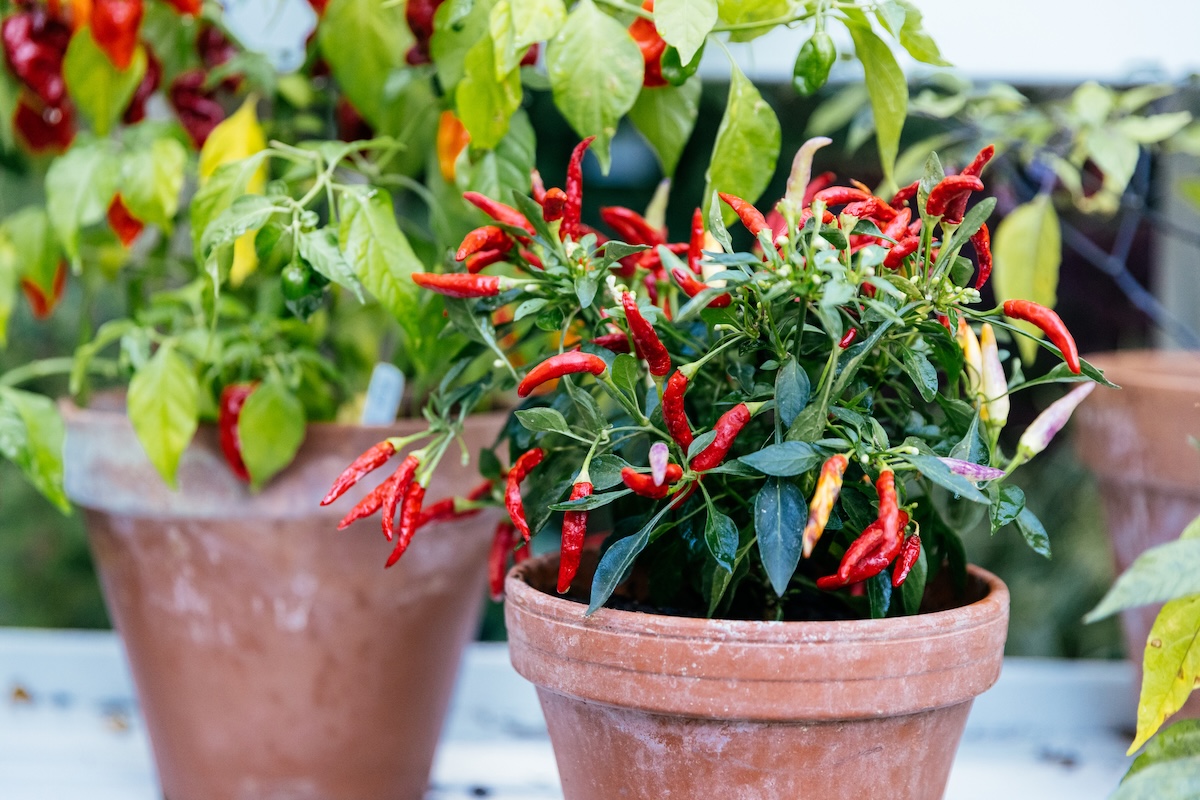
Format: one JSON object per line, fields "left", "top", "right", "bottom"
{"left": 63, "top": 399, "right": 507, "bottom": 800}
{"left": 1073, "top": 349, "right": 1200, "bottom": 716}
{"left": 505, "top": 554, "right": 1009, "bottom": 800}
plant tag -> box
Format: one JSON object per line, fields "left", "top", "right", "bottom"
{"left": 360, "top": 363, "right": 404, "bottom": 425}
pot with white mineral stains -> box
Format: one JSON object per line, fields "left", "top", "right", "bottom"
{"left": 504, "top": 553, "right": 1009, "bottom": 800}
{"left": 63, "top": 398, "right": 507, "bottom": 800}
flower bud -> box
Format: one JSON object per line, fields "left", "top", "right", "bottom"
{"left": 956, "top": 318, "right": 983, "bottom": 402}
{"left": 1017, "top": 383, "right": 1096, "bottom": 459}
{"left": 979, "top": 323, "right": 1009, "bottom": 431}
{"left": 650, "top": 442, "right": 670, "bottom": 486}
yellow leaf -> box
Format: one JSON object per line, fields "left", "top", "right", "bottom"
{"left": 1130, "top": 595, "right": 1200, "bottom": 755}
{"left": 991, "top": 195, "right": 1061, "bottom": 364}
{"left": 198, "top": 98, "right": 267, "bottom": 285}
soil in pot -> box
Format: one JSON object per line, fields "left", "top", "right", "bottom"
{"left": 63, "top": 398, "right": 508, "bottom": 800}
{"left": 504, "top": 553, "right": 1009, "bottom": 800}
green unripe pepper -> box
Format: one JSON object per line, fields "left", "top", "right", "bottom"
{"left": 660, "top": 42, "right": 705, "bottom": 87}
{"left": 792, "top": 31, "right": 836, "bottom": 97}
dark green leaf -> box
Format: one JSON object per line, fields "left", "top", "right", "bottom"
{"left": 739, "top": 441, "right": 824, "bottom": 477}
{"left": 755, "top": 477, "right": 806, "bottom": 596}
{"left": 549, "top": 488, "right": 631, "bottom": 511}
{"left": 949, "top": 411, "right": 987, "bottom": 464}
{"left": 900, "top": 349, "right": 938, "bottom": 401}
{"left": 610, "top": 353, "right": 640, "bottom": 400}
{"left": 704, "top": 506, "right": 739, "bottom": 571}
{"left": 589, "top": 453, "right": 631, "bottom": 490}
{"left": 775, "top": 357, "right": 811, "bottom": 427}
{"left": 588, "top": 500, "right": 676, "bottom": 613}
{"left": 867, "top": 571, "right": 892, "bottom": 618}
{"left": 1015, "top": 506, "right": 1052, "bottom": 558}
{"left": 989, "top": 483, "right": 1025, "bottom": 533}
{"left": 515, "top": 407, "right": 572, "bottom": 436}
{"left": 901, "top": 453, "right": 990, "bottom": 504}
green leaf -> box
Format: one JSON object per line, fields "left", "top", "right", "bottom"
{"left": 127, "top": 345, "right": 199, "bottom": 488}
{"left": 754, "top": 477, "right": 806, "bottom": 596}
{"left": 200, "top": 195, "right": 279, "bottom": 256}
{"left": 237, "top": 380, "right": 307, "bottom": 490}
{"left": 716, "top": 0, "right": 789, "bottom": 42}
{"left": 297, "top": 228, "right": 365, "bottom": 301}
{"left": 458, "top": 109, "right": 537, "bottom": 200}
{"left": 991, "top": 195, "right": 1061, "bottom": 364}
{"left": 1126, "top": 720, "right": 1200, "bottom": 780}
{"left": 489, "top": 0, "right": 565, "bottom": 75}
{"left": 1015, "top": 506, "right": 1051, "bottom": 558}
{"left": 900, "top": 349, "right": 937, "bottom": 401}
{"left": 654, "top": 0, "right": 716, "bottom": 64}
{"left": 1116, "top": 112, "right": 1192, "bottom": 144}
{"left": 0, "top": 387, "right": 69, "bottom": 512}
{"left": 610, "top": 353, "right": 640, "bottom": 400}
{"left": 189, "top": 152, "right": 269, "bottom": 264}
{"left": 548, "top": 488, "right": 631, "bottom": 511}
{"left": 1, "top": 207, "right": 60, "bottom": 295}
{"left": 901, "top": 453, "right": 990, "bottom": 504}
{"left": 627, "top": 77, "right": 701, "bottom": 177}
{"left": 739, "top": 442, "right": 824, "bottom": 477}
{"left": 62, "top": 29, "right": 146, "bottom": 136}
{"left": 456, "top": 33, "right": 523, "bottom": 150}
{"left": 775, "top": 357, "right": 811, "bottom": 427}
{"left": 1085, "top": 539, "right": 1200, "bottom": 622}
{"left": 1127, "top": 596, "right": 1200, "bottom": 754}
{"left": 702, "top": 62, "right": 781, "bottom": 224}
{"left": 0, "top": 237, "right": 15, "bottom": 346}
{"left": 893, "top": 0, "right": 949, "bottom": 66}
{"left": 339, "top": 191, "right": 425, "bottom": 342}
{"left": 431, "top": 0, "right": 498, "bottom": 92}
{"left": 545, "top": 0, "right": 644, "bottom": 170}
{"left": 867, "top": 572, "right": 892, "bottom": 618}
{"left": 589, "top": 453, "right": 631, "bottom": 490}
{"left": 45, "top": 141, "right": 121, "bottom": 266}
{"left": 588, "top": 500, "right": 676, "bottom": 613}
{"left": 119, "top": 136, "right": 187, "bottom": 230}
{"left": 318, "top": 0, "right": 411, "bottom": 129}
{"left": 1113, "top": 755, "right": 1200, "bottom": 799}
{"left": 845, "top": 18, "right": 907, "bottom": 186}
{"left": 989, "top": 483, "right": 1025, "bottom": 533}
{"left": 515, "top": 407, "right": 572, "bottom": 436}
{"left": 704, "top": 506, "right": 739, "bottom": 571}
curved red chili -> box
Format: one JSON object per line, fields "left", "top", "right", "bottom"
{"left": 838, "top": 328, "right": 858, "bottom": 348}
{"left": 671, "top": 267, "right": 731, "bottom": 308}
{"left": 599, "top": 206, "right": 664, "bottom": 246}
{"left": 463, "top": 191, "right": 535, "bottom": 234}
{"left": 883, "top": 236, "right": 919, "bottom": 270}
{"left": 518, "top": 352, "right": 608, "bottom": 397}
{"left": 464, "top": 249, "right": 509, "bottom": 274}
{"left": 962, "top": 145, "right": 996, "bottom": 178}
{"left": 488, "top": 520, "right": 517, "bottom": 601}
{"left": 384, "top": 482, "right": 426, "bottom": 567}
{"left": 217, "top": 383, "right": 255, "bottom": 483}
{"left": 562, "top": 136, "right": 595, "bottom": 240}
{"left": 687, "top": 207, "right": 705, "bottom": 273}
{"left": 506, "top": 448, "right": 544, "bottom": 542}
{"left": 322, "top": 441, "right": 399, "bottom": 505}
{"left": 381, "top": 456, "right": 421, "bottom": 541}
{"left": 557, "top": 481, "right": 593, "bottom": 593}
{"left": 412, "top": 272, "right": 511, "bottom": 298}
{"left": 718, "top": 193, "right": 768, "bottom": 238}
{"left": 836, "top": 510, "right": 911, "bottom": 584}
{"left": 842, "top": 196, "right": 899, "bottom": 222}
{"left": 542, "top": 187, "right": 567, "bottom": 222}
{"left": 456, "top": 225, "right": 514, "bottom": 262}
{"left": 20, "top": 260, "right": 67, "bottom": 317}
{"left": 813, "top": 186, "right": 872, "bottom": 207}
{"left": 892, "top": 534, "right": 922, "bottom": 587}
{"left": 590, "top": 332, "right": 632, "bottom": 353}
{"left": 690, "top": 403, "right": 753, "bottom": 471}
{"left": 881, "top": 208, "right": 912, "bottom": 243}
{"left": 107, "top": 194, "right": 144, "bottom": 247}
{"left": 662, "top": 370, "right": 694, "bottom": 450}
{"left": 890, "top": 180, "right": 920, "bottom": 208}
{"left": 875, "top": 468, "right": 900, "bottom": 551}
{"left": 621, "top": 292, "right": 671, "bottom": 377}
{"left": 925, "top": 175, "right": 984, "bottom": 221}
{"left": 971, "top": 222, "right": 992, "bottom": 289}
{"left": 1002, "top": 299, "right": 1081, "bottom": 374}
{"left": 621, "top": 465, "right": 684, "bottom": 499}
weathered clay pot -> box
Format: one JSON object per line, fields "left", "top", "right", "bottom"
{"left": 1073, "top": 349, "right": 1200, "bottom": 716}
{"left": 505, "top": 554, "right": 1009, "bottom": 800}
{"left": 63, "top": 399, "right": 507, "bottom": 800}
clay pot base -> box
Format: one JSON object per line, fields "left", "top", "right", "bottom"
{"left": 506, "top": 554, "right": 1009, "bottom": 800}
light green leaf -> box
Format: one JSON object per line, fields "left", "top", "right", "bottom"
{"left": 238, "top": 380, "right": 307, "bottom": 490}
{"left": 1127, "top": 595, "right": 1200, "bottom": 754}
{"left": 545, "top": 0, "right": 643, "bottom": 170}
{"left": 1070, "top": 81, "right": 1114, "bottom": 126}
{"left": 1113, "top": 755, "right": 1200, "bottom": 799}
{"left": 456, "top": 33, "right": 523, "bottom": 150}
{"left": 189, "top": 152, "right": 269, "bottom": 264}
{"left": 45, "top": 141, "right": 121, "bottom": 266}
{"left": 297, "top": 228, "right": 365, "bottom": 301}
{"left": 655, "top": 0, "right": 716, "bottom": 64}
{"left": 127, "top": 345, "right": 199, "bottom": 488}
{"left": 893, "top": 0, "right": 949, "bottom": 66}
{"left": 458, "top": 109, "right": 537, "bottom": 202}
{"left": 318, "top": 0, "right": 411, "bottom": 129}
{"left": 431, "top": 0, "right": 498, "bottom": 93}
{"left": 515, "top": 407, "right": 572, "bottom": 436}
{"left": 199, "top": 195, "right": 279, "bottom": 257}
{"left": 702, "top": 62, "right": 781, "bottom": 224}
{"left": 1, "top": 207, "right": 61, "bottom": 294}
{"left": 627, "top": 76, "right": 701, "bottom": 177}
{"left": 1125, "top": 720, "right": 1200, "bottom": 780}
{"left": 846, "top": 19, "right": 907, "bottom": 186}
{"left": 490, "top": 0, "right": 565, "bottom": 75}
{"left": 0, "top": 387, "right": 69, "bottom": 512}
{"left": 716, "top": 0, "right": 789, "bottom": 42}
{"left": 0, "top": 237, "right": 15, "bottom": 346}
{"left": 991, "top": 195, "right": 1061, "bottom": 363}
{"left": 120, "top": 136, "right": 187, "bottom": 230}
{"left": 339, "top": 190, "right": 425, "bottom": 341}
{"left": 1086, "top": 129, "right": 1140, "bottom": 194}
{"left": 63, "top": 29, "right": 146, "bottom": 137}
{"left": 1116, "top": 112, "right": 1192, "bottom": 144}
{"left": 1085, "top": 539, "right": 1200, "bottom": 622}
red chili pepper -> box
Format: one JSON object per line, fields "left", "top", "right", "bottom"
{"left": 91, "top": 0, "right": 144, "bottom": 71}
{"left": 813, "top": 186, "right": 872, "bottom": 207}
{"left": 168, "top": 70, "right": 224, "bottom": 147}
{"left": 217, "top": 383, "right": 255, "bottom": 483}
{"left": 384, "top": 481, "right": 426, "bottom": 567}
{"left": 163, "top": 0, "right": 203, "bottom": 14}
{"left": 463, "top": 249, "right": 510, "bottom": 274}
{"left": 335, "top": 98, "right": 374, "bottom": 142}
{"left": 1002, "top": 299, "right": 1081, "bottom": 374}
{"left": 801, "top": 454, "right": 848, "bottom": 557}
{"left": 519, "top": 248, "right": 543, "bottom": 270}
{"left": 875, "top": 468, "right": 900, "bottom": 550}
{"left": 337, "top": 479, "right": 390, "bottom": 530}
{"left": 803, "top": 172, "right": 837, "bottom": 206}
{"left": 196, "top": 25, "right": 239, "bottom": 87}
{"left": 591, "top": 332, "right": 632, "bottom": 353}
{"left": 687, "top": 207, "right": 704, "bottom": 273}
{"left": 360, "top": 457, "right": 417, "bottom": 538}
{"left": 842, "top": 196, "right": 899, "bottom": 222}
{"left": 971, "top": 222, "right": 992, "bottom": 289}
{"left": 936, "top": 313, "right": 952, "bottom": 332}
{"left": 2, "top": 10, "right": 70, "bottom": 106}
{"left": 542, "top": 187, "right": 567, "bottom": 222}
{"left": 621, "top": 465, "right": 684, "bottom": 499}
{"left": 20, "top": 260, "right": 67, "bottom": 319}
{"left": 891, "top": 534, "right": 922, "bottom": 587}
{"left": 530, "top": 169, "right": 547, "bottom": 204}
{"left": 122, "top": 46, "right": 160, "bottom": 124}
{"left": 628, "top": 0, "right": 666, "bottom": 87}
{"left": 662, "top": 369, "right": 694, "bottom": 450}
{"left": 403, "top": 0, "right": 443, "bottom": 65}
{"left": 557, "top": 480, "right": 593, "bottom": 593}
{"left": 962, "top": 145, "right": 995, "bottom": 179}
{"left": 718, "top": 193, "right": 768, "bottom": 238}
{"left": 520, "top": 42, "right": 539, "bottom": 66}
{"left": 817, "top": 510, "right": 912, "bottom": 589}
{"left": 13, "top": 95, "right": 73, "bottom": 153}
{"left": 881, "top": 208, "right": 912, "bottom": 243}
{"left": 456, "top": 225, "right": 514, "bottom": 262}
{"left": 690, "top": 403, "right": 753, "bottom": 471}
{"left": 889, "top": 180, "right": 920, "bottom": 208}
{"left": 321, "top": 441, "right": 399, "bottom": 506}
{"left": 883, "top": 235, "right": 920, "bottom": 270}
{"left": 506, "top": 448, "right": 544, "bottom": 542}
{"left": 621, "top": 292, "right": 671, "bottom": 377}
{"left": 107, "top": 194, "right": 143, "bottom": 246}
{"left": 488, "top": 520, "right": 517, "bottom": 601}
{"left": 599, "top": 206, "right": 664, "bottom": 246}
{"left": 412, "top": 272, "right": 513, "bottom": 298}
{"left": 562, "top": 136, "right": 595, "bottom": 240}
{"left": 462, "top": 191, "right": 535, "bottom": 235}
{"left": 517, "top": 352, "right": 608, "bottom": 397}
{"left": 925, "top": 175, "right": 984, "bottom": 222}
{"left": 671, "top": 267, "right": 732, "bottom": 309}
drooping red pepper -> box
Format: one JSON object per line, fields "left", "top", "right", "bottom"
{"left": 384, "top": 481, "right": 427, "bottom": 567}
{"left": 875, "top": 468, "right": 900, "bottom": 551}
{"left": 838, "top": 328, "right": 858, "bottom": 348}
{"left": 925, "top": 175, "right": 984, "bottom": 223}
{"left": 519, "top": 42, "right": 539, "bottom": 66}
{"left": 506, "top": 448, "right": 544, "bottom": 542}
{"left": 336, "top": 478, "right": 391, "bottom": 530}
{"left": 404, "top": 0, "right": 444, "bottom": 65}
{"left": 321, "top": 441, "right": 399, "bottom": 506}
{"left": 91, "top": 0, "right": 144, "bottom": 71}
{"left": 20, "top": 261, "right": 67, "bottom": 319}
{"left": 14, "top": 97, "right": 74, "bottom": 153}
{"left": 833, "top": 509, "right": 912, "bottom": 585}
{"left": 462, "top": 191, "right": 535, "bottom": 235}
{"left": 943, "top": 145, "right": 996, "bottom": 225}
{"left": 621, "top": 292, "right": 671, "bottom": 377}
{"left": 718, "top": 193, "right": 768, "bottom": 238}
{"left": 169, "top": 70, "right": 224, "bottom": 147}
{"left": 690, "top": 403, "right": 754, "bottom": 471}
{"left": 412, "top": 272, "right": 516, "bottom": 298}
{"left": 842, "top": 196, "right": 899, "bottom": 222}
{"left": 562, "top": 136, "right": 594, "bottom": 240}
{"left": 891, "top": 534, "right": 922, "bottom": 587}
{"left": 557, "top": 479, "right": 593, "bottom": 593}
{"left": 2, "top": 10, "right": 71, "bottom": 106}
{"left": 883, "top": 235, "right": 920, "bottom": 270}
{"left": 971, "top": 222, "right": 992, "bottom": 289}
{"left": 217, "top": 383, "right": 255, "bottom": 482}
{"left": 517, "top": 352, "right": 608, "bottom": 397}
{"left": 456, "top": 225, "right": 514, "bottom": 263}
{"left": 107, "top": 194, "right": 143, "bottom": 246}
{"left": 813, "top": 186, "right": 872, "bottom": 207}
{"left": 621, "top": 464, "right": 684, "bottom": 499}
{"left": 801, "top": 454, "right": 848, "bottom": 557}
{"left": 488, "top": 520, "right": 517, "bottom": 601}
{"left": 590, "top": 332, "right": 632, "bottom": 353}
{"left": 687, "top": 207, "right": 704, "bottom": 273}
{"left": 542, "top": 187, "right": 567, "bottom": 222}
{"left": 599, "top": 206, "right": 664, "bottom": 246}
{"left": 463, "top": 249, "right": 510, "bottom": 274}
{"left": 890, "top": 180, "right": 920, "bottom": 208}
{"left": 1002, "top": 299, "right": 1081, "bottom": 374}
{"left": 671, "top": 267, "right": 731, "bottom": 308}
{"left": 122, "top": 45, "right": 160, "bottom": 124}
{"left": 881, "top": 208, "right": 912, "bottom": 243}
{"left": 662, "top": 369, "right": 694, "bottom": 450}
{"left": 627, "top": 0, "right": 666, "bottom": 87}
{"left": 381, "top": 457, "right": 421, "bottom": 542}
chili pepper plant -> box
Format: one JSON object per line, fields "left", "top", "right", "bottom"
{"left": 325, "top": 136, "right": 1114, "bottom": 620}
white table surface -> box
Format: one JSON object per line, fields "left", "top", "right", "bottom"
{"left": 0, "top": 628, "right": 1137, "bottom": 799}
